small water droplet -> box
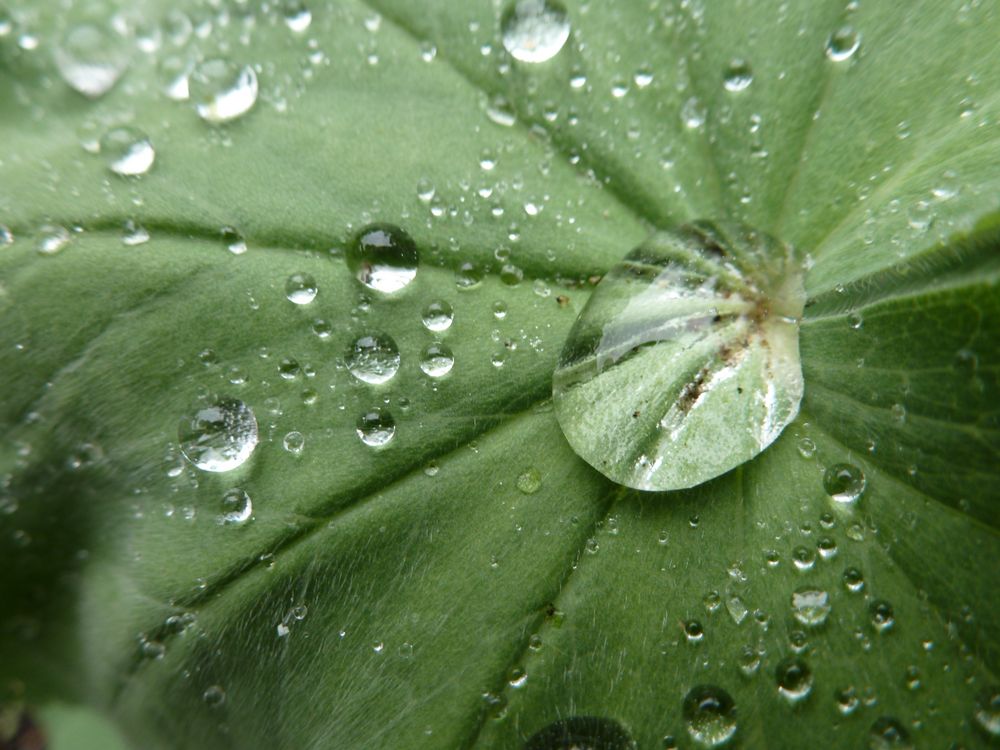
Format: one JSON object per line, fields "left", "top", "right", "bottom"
{"left": 419, "top": 342, "right": 454, "bottom": 378}
{"left": 218, "top": 488, "right": 252, "bottom": 525}
{"left": 121, "top": 220, "right": 150, "bottom": 246}
{"left": 202, "top": 685, "right": 226, "bottom": 706}
{"left": 973, "top": 687, "right": 1000, "bottom": 738}
{"left": 55, "top": 22, "right": 131, "bottom": 98}
{"left": 285, "top": 272, "right": 318, "bottom": 304}
{"left": 281, "top": 0, "right": 312, "bottom": 33}
{"left": 835, "top": 686, "right": 860, "bottom": 715}
{"left": 681, "top": 97, "right": 706, "bottom": 129}
{"left": 775, "top": 657, "right": 812, "bottom": 703}
{"left": 348, "top": 224, "right": 419, "bottom": 293}
{"left": 791, "top": 545, "right": 815, "bottom": 571}
{"left": 422, "top": 300, "right": 454, "bottom": 332}
{"left": 283, "top": 430, "right": 305, "bottom": 455}
{"left": 500, "top": 0, "right": 570, "bottom": 64}
{"left": 867, "top": 716, "right": 913, "bottom": 749}
{"left": 178, "top": 397, "right": 258, "bottom": 472}
{"left": 190, "top": 58, "right": 258, "bottom": 124}
{"left": 723, "top": 59, "right": 753, "bottom": 92}
{"left": 684, "top": 620, "right": 705, "bottom": 643}
{"left": 823, "top": 463, "right": 866, "bottom": 503}
{"left": 0, "top": 225, "right": 13, "bottom": 247}
{"left": 682, "top": 685, "right": 737, "bottom": 747}
{"left": 356, "top": 408, "right": 396, "bottom": 447}
{"left": 37, "top": 225, "right": 71, "bottom": 255}
{"left": 346, "top": 333, "right": 400, "bottom": 385}
{"left": 101, "top": 126, "right": 155, "bottom": 176}
{"left": 791, "top": 588, "right": 831, "bottom": 626}
{"left": 870, "top": 600, "right": 894, "bottom": 633}
{"left": 826, "top": 25, "right": 860, "bottom": 62}
{"left": 455, "top": 261, "right": 484, "bottom": 289}
{"left": 797, "top": 437, "right": 816, "bottom": 458}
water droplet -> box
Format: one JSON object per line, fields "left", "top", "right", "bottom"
{"left": 202, "top": 685, "right": 226, "bottom": 706}
{"left": 121, "top": 220, "right": 150, "bottom": 246}
{"left": 682, "top": 685, "right": 737, "bottom": 747}
{"left": 281, "top": 0, "right": 312, "bottom": 33}
{"left": 0, "top": 225, "right": 13, "bottom": 247}
{"left": 100, "top": 126, "right": 155, "bottom": 176}
{"left": 356, "top": 408, "right": 396, "bottom": 447}
{"left": 190, "top": 58, "right": 259, "bottom": 124}
{"left": 37, "top": 225, "right": 71, "bottom": 255}
{"left": 283, "top": 431, "right": 305, "bottom": 455}
{"left": 218, "top": 488, "right": 252, "bottom": 525}
{"left": 500, "top": 0, "right": 570, "bottom": 64}
{"left": 348, "top": 224, "right": 419, "bottom": 293}
{"left": 835, "top": 686, "right": 860, "bottom": 715}
{"left": 797, "top": 437, "right": 816, "bottom": 458}
{"left": 177, "top": 397, "right": 258, "bottom": 472}
{"left": 54, "top": 22, "right": 131, "bottom": 98}
{"left": 725, "top": 594, "right": 748, "bottom": 625}
{"left": 416, "top": 177, "right": 435, "bottom": 203}
{"left": 870, "top": 600, "right": 895, "bottom": 633}
{"left": 419, "top": 342, "right": 454, "bottom": 378}
{"left": 684, "top": 620, "right": 705, "bottom": 643}
{"left": 973, "top": 687, "right": 1000, "bottom": 738}
{"left": 525, "top": 716, "right": 633, "bottom": 750}
{"left": 775, "top": 657, "right": 813, "bottom": 703}
{"left": 285, "top": 272, "right": 317, "bottom": 304}
{"left": 516, "top": 467, "right": 542, "bottom": 495}
{"left": 681, "top": 97, "right": 706, "bottom": 129}
{"left": 791, "top": 588, "right": 831, "bottom": 626}
{"left": 791, "top": 545, "right": 815, "bottom": 571}
{"left": 346, "top": 333, "right": 400, "bottom": 385}
{"left": 553, "top": 221, "right": 806, "bottom": 491}
{"left": 455, "top": 261, "right": 484, "bottom": 289}
{"left": 826, "top": 25, "right": 860, "bottom": 62}
{"left": 723, "top": 59, "right": 753, "bottom": 92}
{"left": 422, "top": 300, "right": 454, "bottom": 332}
{"left": 220, "top": 226, "right": 247, "bottom": 255}
{"left": 867, "top": 717, "right": 913, "bottom": 749}
{"left": 823, "top": 463, "right": 866, "bottom": 503}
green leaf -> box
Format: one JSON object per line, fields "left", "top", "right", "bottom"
{"left": 1, "top": 1, "right": 998, "bottom": 749}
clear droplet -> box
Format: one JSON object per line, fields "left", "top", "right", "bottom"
{"left": 356, "top": 408, "right": 396, "bottom": 447}
{"left": 422, "top": 300, "right": 454, "bottom": 332}
{"left": 791, "top": 588, "right": 831, "bottom": 626}
{"left": 455, "top": 261, "right": 484, "bottom": 289}
{"left": 345, "top": 333, "right": 400, "bottom": 385}
{"left": 101, "top": 126, "right": 155, "bottom": 176}
{"left": 419, "top": 342, "right": 454, "bottom": 378}
{"left": 177, "top": 397, "right": 258, "bottom": 472}
{"left": 723, "top": 59, "right": 753, "bottom": 92}
{"left": 500, "top": 0, "right": 570, "bottom": 64}
{"left": 0, "top": 225, "right": 13, "bottom": 247}
{"left": 775, "top": 657, "right": 813, "bottom": 703}
{"left": 348, "top": 224, "right": 419, "bottom": 293}
{"left": 218, "top": 488, "right": 252, "bottom": 525}
{"left": 867, "top": 716, "right": 913, "bottom": 749}
{"left": 283, "top": 430, "right": 305, "bottom": 455}
{"left": 973, "top": 687, "right": 1000, "bottom": 738}
{"left": 870, "top": 600, "right": 895, "bottom": 633}
{"left": 836, "top": 686, "right": 860, "bottom": 716}
{"left": 190, "top": 58, "right": 259, "bottom": 124}
{"left": 517, "top": 467, "right": 542, "bottom": 495}
{"left": 285, "top": 272, "right": 317, "bottom": 304}
{"left": 121, "top": 220, "right": 150, "bottom": 246}
{"left": 682, "top": 685, "right": 737, "bottom": 747}
{"left": 826, "top": 25, "right": 860, "bottom": 62}
{"left": 202, "top": 685, "right": 226, "bottom": 706}
{"left": 54, "top": 22, "right": 131, "bottom": 98}
{"left": 823, "top": 463, "right": 866, "bottom": 503}
{"left": 281, "top": 0, "right": 312, "bottom": 33}
{"left": 37, "top": 225, "right": 71, "bottom": 255}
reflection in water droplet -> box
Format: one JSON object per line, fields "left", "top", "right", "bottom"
{"left": 867, "top": 716, "right": 913, "bottom": 749}
{"left": 791, "top": 588, "right": 831, "bottom": 626}
{"left": 218, "top": 488, "right": 252, "bottom": 525}
{"left": 285, "top": 272, "right": 318, "bottom": 304}
{"left": 723, "top": 59, "right": 753, "bottom": 92}
{"left": 422, "top": 300, "right": 454, "bottom": 332}
{"left": 823, "top": 463, "right": 865, "bottom": 503}
{"left": 178, "top": 397, "right": 258, "bottom": 472}
{"left": 54, "top": 22, "right": 131, "bottom": 98}
{"left": 776, "top": 657, "right": 813, "bottom": 703}
{"left": 99, "top": 126, "right": 155, "bottom": 176}
{"left": 349, "top": 224, "right": 419, "bottom": 293}
{"left": 346, "top": 333, "right": 400, "bottom": 385}
{"left": 682, "top": 685, "right": 737, "bottom": 747}
{"left": 826, "top": 25, "right": 860, "bottom": 62}
{"left": 500, "top": 0, "right": 570, "bottom": 64}
{"left": 356, "top": 408, "right": 396, "bottom": 447}
{"left": 419, "top": 342, "right": 454, "bottom": 378}
{"left": 190, "top": 58, "right": 259, "bottom": 123}
{"left": 525, "top": 716, "right": 634, "bottom": 750}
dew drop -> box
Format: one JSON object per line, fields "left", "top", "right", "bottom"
{"left": 356, "top": 408, "right": 396, "bottom": 447}
{"left": 178, "top": 398, "right": 258, "bottom": 472}
{"left": 422, "top": 300, "right": 454, "bottom": 332}
{"left": 281, "top": 0, "right": 312, "bottom": 33}
{"left": 870, "top": 600, "right": 895, "bottom": 633}
{"left": 419, "top": 342, "right": 454, "bottom": 378}
{"left": 348, "top": 224, "right": 419, "bottom": 293}
{"left": 682, "top": 685, "right": 737, "bottom": 747}
{"left": 973, "top": 687, "right": 1000, "bottom": 738}
{"left": 121, "top": 220, "right": 150, "bottom": 246}
{"left": 791, "top": 545, "right": 815, "bottom": 572}
{"left": 190, "top": 58, "right": 259, "bottom": 124}
{"left": 100, "top": 126, "right": 155, "bottom": 177}
{"left": 0, "top": 225, "right": 13, "bottom": 247}
{"left": 826, "top": 25, "right": 860, "bottom": 62}
{"left": 835, "top": 686, "right": 860, "bottom": 716}
{"left": 285, "top": 272, "right": 318, "bottom": 304}
{"left": 500, "top": 0, "right": 570, "bottom": 64}
{"left": 681, "top": 96, "right": 706, "bottom": 129}
{"left": 775, "top": 657, "right": 813, "bottom": 703}
{"left": 283, "top": 431, "right": 305, "bottom": 455}
{"left": 525, "top": 716, "right": 633, "bottom": 750}
{"left": 843, "top": 567, "right": 865, "bottom": 592}
{"left": 202, "top": 685, "right": 226, "bottom": 707}
{"left": 867, "top": 716, "right": 913, "bottom": 749}
{"left": 37, "top": 225, "right": 71, "bottom": 255}
{"left": 455, "top": 261, "right": 484, "bottom": 289}
{"left": 345, "top": 333, "right": 400, "bottom": 385}
{"left": 218, "top": 488, "right": 252, "bottom": 525}
{"left": 723, "top": 59, "right": 753, "bottom": 92}
{"left": 516, "top": 467, "right": 542, "bottom": 495}
{"left": 823, "top": 463, "right": 866, "bottom": 503}
{"left": 54, "top": 22, "right": 131, "bottom": 98}
{"left": 684, "top": 620, "right": 705, "bottom": 643}
{"left": 791, "top": 588, "right": 831, "bottom": 626}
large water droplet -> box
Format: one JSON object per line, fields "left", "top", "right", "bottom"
{"left": 101, "top": 126, "right": 155, "bottom": 176}
{"left": 525, "top": 716, "right": 633, "bottom": 750}
{"left": 190, "top": 58, "right": 258, "bottom": 123}
{"left": 775, "top": 657, "right": 812, "bottom": 703}
{"left": 500, "top": 0, "right": 570, "bottom": 64}
{"left": 356, "top": 408, "right": 396, "bottom": 447}
{"left": 419, "top": 342, "right": 454, "bottom": 378}
{"left": 218, "top": 488, "right": 252, "bottom": 525}
{"left": 791, "top": 588, "right": 831, "bottom": 626}
{"left": 823, "top": 463, "right": 865, "bottom": 503}
{"left": 723, "top": 59, "right": 753, "bottom": 92}
{"left": 285, "top": 272, "right": 317, "bottom": 304}
{"left": 348, "top": 224, "right": 419, "bottom": 293}
{"left": 345, "top": 333, "right": 400, "bottom": 385}
{"left": 553, "top": 221, "right": 806, "bottom": 491}
{"left": 178, "top": 397, "right": 258, "bottom": 472}
{"left": 422, "top": 300, "right": 454, "bottom": 332}
{"left": 54, "top": 22, "right": 131, "bottom": 98}
{"left": 682, "top": 685, "right": 737, "bottom": 747}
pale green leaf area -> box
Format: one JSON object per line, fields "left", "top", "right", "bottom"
{"left": 0, "top": 0, "right": 998, "bottom": 749}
